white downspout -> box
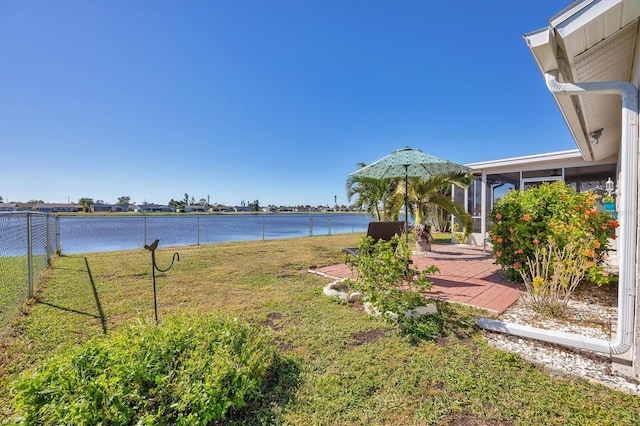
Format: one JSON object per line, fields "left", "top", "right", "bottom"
{"left": 479, "top": 70, "right": 638, "bottom": 356}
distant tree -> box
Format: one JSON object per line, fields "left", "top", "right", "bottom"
{"left": 0, "top": 195, "right": 3, "bottom": 203}
{"left": 169, "top": 199, "right": 179, "bottom": 209}
{"left": 28, "top": 199, "right": 44, "bottom": 204}
{"left": 248, "top": 200, "right": 260, "bottom": 211}
{"left": 95, "top": 200, "right": 105, "bottom": 205}
{"left": 184, "top": 193, "right": 189, "bottom": 205}
{"left": 78, "top": 198, "right": 94, "bottom": 212}
{"left": 198, "top": 198, "right": 207, "bottom": 206}
{"left": 190, "top": 197, "right": 196, "bottom": 205}
{"left": 117, "top": 196, "right": 130, "bottom": 206}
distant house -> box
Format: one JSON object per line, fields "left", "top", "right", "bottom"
{"left": 233, "top": 206, "right": 252, "bottom": 212}
{"left": 91, "top": 204, "right": 115, "bottom": 213}
{"left": 23, "top": 203, "right": 82, "bottom": 213}
{"left": 0, "top": 203, "right": 19, "bottom": 212}
{"left": 135, "top": 204, "right": 174, "bottom": 213}
{"left": 210, "top": 205, "right": 232, "bottom": 212}
{"left": 89, "top": 204, "right": 130, "bottom": 213}
{"left": 184, "top": 205, "right": 208, "bottom": 213}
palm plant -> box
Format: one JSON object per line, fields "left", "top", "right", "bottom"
{"left": 346, "top": 163, "right": 398, "bottom": 221}
{"left": 394, "top": 171, "right": 474, "bottom": 247}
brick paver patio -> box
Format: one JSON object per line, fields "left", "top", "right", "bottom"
{"left": 309, "top": 244, "right": 523, "bottom": 315}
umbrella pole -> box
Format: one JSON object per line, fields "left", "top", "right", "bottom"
{"left": 404, "top": 165, "right": 409, "bottom": 246}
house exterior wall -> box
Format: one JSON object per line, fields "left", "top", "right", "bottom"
{"left": 631, "top": 28, "right": 640, "bottom": 377}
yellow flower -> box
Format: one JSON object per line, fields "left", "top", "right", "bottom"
{"left": 532, "top": 276, "right": 546, "bottom": 295}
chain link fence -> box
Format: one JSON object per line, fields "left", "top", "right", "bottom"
{"left": 0, "top": 212, "right": 369, "bottom": 328}
{"left": 0, "top": 212, "right": 59, "bottom": 329}
{"left": 58, "top": 214, "right": 370, "bottom": 254}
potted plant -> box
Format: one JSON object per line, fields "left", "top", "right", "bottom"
{"left": 414, "top": 223, "right": 434, "bottom": 252}
{"left": 602, "top": 194, "right": 615, "bottom": 211}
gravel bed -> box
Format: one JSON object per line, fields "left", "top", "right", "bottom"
{"left": 482, "top": 282, "right": 640, "bottom": 395}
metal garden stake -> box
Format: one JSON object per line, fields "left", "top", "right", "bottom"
{"left": 144, "top": 239, "right": 180, "bottom": 325}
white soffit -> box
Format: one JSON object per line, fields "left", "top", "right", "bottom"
{"left": 552, "top": 0, "right": 639, "bottom": 59}
{"left": 524, "top": 0, "right": 640, "bottom": 162}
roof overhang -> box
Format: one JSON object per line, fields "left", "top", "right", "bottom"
{"left": 465, "top": 149, "right": 616, "bottom": 174}
{"left": 524, "top": 0, "right": 640, "bottom": 162}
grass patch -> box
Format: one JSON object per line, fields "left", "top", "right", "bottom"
{"left": 1, "top": 234, "right": 639, "bottom": 424}
{"left": 0, "top": 256, "right": 29, "bottom": 329}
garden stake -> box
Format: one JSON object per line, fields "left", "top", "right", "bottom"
{"left": 144, "top": 239, "right": 180, "bottom": 325}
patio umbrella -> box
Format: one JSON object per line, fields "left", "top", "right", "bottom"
{"left": 349, "top": 146, "right": 469, "bottom": 243}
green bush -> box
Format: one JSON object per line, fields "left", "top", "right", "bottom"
{"left": 11, "top": 315, "right": 277, "bottom": 425}
{"left": 346, "top": 236, "right": 466, "bottom": 342}
{"left": 347, "top": 236, "right": 438, "bottom": 316}
{"left": 489, "top": 181, "right": 618, "bottom": 285}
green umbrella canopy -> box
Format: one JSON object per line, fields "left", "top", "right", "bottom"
{"left": 349, "top": 146, "right": 469, "bottom": 180}
{"left": 349, "top": 147, "right": 469, "bottom": 242}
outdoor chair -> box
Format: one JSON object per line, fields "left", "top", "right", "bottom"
{"left": 342, "top": 221, "right": 405, "bottom": 261}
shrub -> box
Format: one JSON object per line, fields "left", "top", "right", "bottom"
{"left": 489, "top": 181, "right": 618, "bottom": 286}
{"left": 519, "top": 240, "right": 596, "bottom": 317}
{"left": 11, "top": 315, "right": 277, "bottom": 425}
{"left": 347, "top": 236, "right": 438, "bottom": 316}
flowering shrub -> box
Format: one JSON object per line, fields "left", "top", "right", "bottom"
{"left": 489, "top": 181, "right": 618, "bottom": 286}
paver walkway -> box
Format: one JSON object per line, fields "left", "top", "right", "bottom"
{"left": 310, "top": 244, "right": 523, "bottom": 315}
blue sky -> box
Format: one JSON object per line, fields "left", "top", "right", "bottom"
{"left": 1, "top": 0, "right": 575, "bottom": 207}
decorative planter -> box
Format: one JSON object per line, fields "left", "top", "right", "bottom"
{"left": 415, "top": 239, "right": 432, "bottom": 252}
{"left": 414, "top": 224, "right": 433, "bottom": 252}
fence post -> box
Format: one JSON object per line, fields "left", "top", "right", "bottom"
{"left": 309, "top": 216, "right": 313, "bottom": 236}
{"left": 46, "top": 214, "right": 51, "bottom": 265}
{"left": 56, "top": 216, "right": 61, "bottom": 254}
{"left": 27, "top": 213, "right": 34, "bottom": 298}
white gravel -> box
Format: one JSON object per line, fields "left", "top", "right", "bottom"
{"left": 482, "top": 284, "right": 640, "bottom": 395}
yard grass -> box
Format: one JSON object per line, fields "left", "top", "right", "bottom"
{"left": 1, "top": 234, "right": 639, "bottom": 425}
{"left": 0, "top": 256, "right": 29, "bottom": 329}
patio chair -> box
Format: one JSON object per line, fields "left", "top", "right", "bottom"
{"left": 342, "top": 221, "right": 405, "bottom": 260}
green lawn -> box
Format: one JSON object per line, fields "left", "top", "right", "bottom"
{"left": 0, "top": 256, "right": 29, "bottom": 329}
{"left": 1, "top": 234, "right": 638, "bottom": 425}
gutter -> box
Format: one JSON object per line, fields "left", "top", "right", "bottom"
{"left": 479, "top": 70, "right": 638, "bottom": 356}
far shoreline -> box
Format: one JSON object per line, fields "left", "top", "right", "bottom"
{"left": 53, "top": 210, "right": 368, "bottom": 217}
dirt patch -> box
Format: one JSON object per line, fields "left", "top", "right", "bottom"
{"left": 349, "top": 328, "right": 392, "bottom": 345}
{"left": 261, "top": 312, "right": 283, "bottom": 330}
{"left": 446, "top": 411, "right": 514, "bottom": 426}
{"left": 274, "top": 337, "right": 294, "bottom": 352}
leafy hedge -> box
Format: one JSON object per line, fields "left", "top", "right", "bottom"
{"left": 11, "top": 315, "right": 277, "bottom": 425}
